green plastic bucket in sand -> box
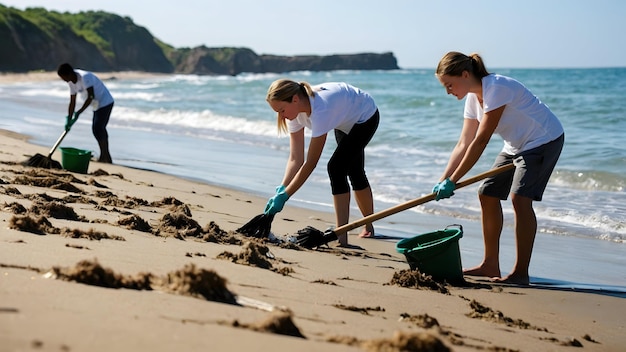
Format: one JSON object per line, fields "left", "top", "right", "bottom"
{"left": 60, "top": 147, "right": 92, "bottom": 174}
{"left": 395, "top": 224, "right": 464, "bottom": 283}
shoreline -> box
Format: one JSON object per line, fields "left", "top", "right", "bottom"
{"left": 0, "top": 70, "right": 168, "bottom": 84}
{"left": 1, "top": 129, "right": 625, "bottom": 351}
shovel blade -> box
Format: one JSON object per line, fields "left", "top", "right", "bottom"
{"left": 24, "top": 153, "right": 62, "bottom": 169}
{"left": 237, "top": 213, "right": 275, "bottom": 238}
{"left": 295, "top": 226, "right": 338, "bottom": 249}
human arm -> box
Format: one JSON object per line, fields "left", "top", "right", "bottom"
{"left": 74, "top": 86, "right": 95, "bottom": 117}
{"left": 437, "top": 118, "right": 480, "bottom": 182}
{"left": 284, "top": 133, "right": 327, "bottom": 196}
{"left": 448, "top": 105, "right": 505, "bottom": 183}
{"left": 279, "top": 128, "right": 306, "bottom": 188}
{"left": 265, "top": 131, "right": 327, "bottom": 215}
{"left": 65, "top": 94, "right": 78, "bottom": 130}
{"left": 67, "top": 94, "right": 77, "bottom": 119}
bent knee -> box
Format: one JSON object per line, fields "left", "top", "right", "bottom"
{"left": 511, "top": 193, "right": 533, "bottom": 209}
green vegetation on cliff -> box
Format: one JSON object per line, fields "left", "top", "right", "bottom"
{"left": 0, "top": 5, "right": 398, "bottom": 74}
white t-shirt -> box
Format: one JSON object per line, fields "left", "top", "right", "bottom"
{"left": 67, "top": 69, "right": 114, "bottom": 111}
{"left": 464, "top": 74, "right": 564, "bottom": 155}
{"left": 287, "top": 82, "right": 377, "bottom": 137}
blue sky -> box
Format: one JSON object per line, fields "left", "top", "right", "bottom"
{"left": 3, "top": 0, "right": 625, "bottom": 69}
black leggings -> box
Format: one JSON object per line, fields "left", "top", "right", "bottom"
{"left": 92, "top": 103, "right": 113, "bottom": 142}
{"left": 327, "top": 110, "right": 379, "bottom": 195}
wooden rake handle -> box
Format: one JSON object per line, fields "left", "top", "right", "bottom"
{"left": 333, "top": 164, "right": 515, "bottom": 235}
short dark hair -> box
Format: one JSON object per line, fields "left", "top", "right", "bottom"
{"left": 57, "top": 63, "right": 74, "bottom": 76}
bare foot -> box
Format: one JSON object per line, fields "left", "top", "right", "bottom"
{"left": 463, "top": 264, "right": 501, "bottom": 278}
{"left": 492, "top": 273, "right": 530, "bottom": 286}
{"left": 358, "top": 224, "right": 375, "bottom": 238}
{"left": 358, "top": 229, "right": 375, "bottom": 238}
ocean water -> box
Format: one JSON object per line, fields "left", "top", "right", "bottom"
{"left": 1, "top": 68, "right": 624, "bottom": 292}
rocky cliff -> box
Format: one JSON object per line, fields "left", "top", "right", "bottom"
{"left": 0, "top": 5, "right": 399, "bottom": 75}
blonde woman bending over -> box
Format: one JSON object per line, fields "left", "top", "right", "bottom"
{"left": 264, "top": 79, "right": 380, "bottom": 247}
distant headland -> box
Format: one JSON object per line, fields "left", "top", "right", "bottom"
{"left": 0, "top": 5, "right": 399, "bottom": 75}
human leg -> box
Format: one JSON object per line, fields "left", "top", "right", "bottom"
{"left": 463, "top": 193, "right": 503, "bottom": 278}
{"left": 96, "top": 138, "right": 112, "bottom": 163}
{"left": 328, "top": 111, "right": 379, "bottom": 244}
{"left": 92, "top": 103, "right": 113, "bottom": 163}
{"left": 343, "top": 112, "right": 379, "bottom": 237}
{"left": 354, "top": 186, "right": 375, "bottom": 237}
{"left": 466, "top": 154, "right": 515, "bottom": 278}
{"left": 333, "top": 192, "right": 351, "bottom": 246}
{"left": 493, "top": 194, "right": 535, "bottom": 285}
{"left": 493, "top": 135, "right": 563, "bottom": 284}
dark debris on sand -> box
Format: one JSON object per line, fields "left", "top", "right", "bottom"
{"left": 9, "top": 215, "right": 58, "bottom": 235}
{"left": 229, "top": 313, "right": 305, "bottom": 338}
{"left": 3, "top": 201, "right": 27, "bottom": 214}
{"left": 50, "top": 259, "right": 152, "bottom": 290}
{"left": 399, "top": 312, "right": 440, "bottom": 329}
{"left": 8, "top": 213, "right": 123, "bottom": 240}
{"left": 217, "top": 241, "right": 274, "bottom": 269}
{"left": 466, "top": 299, "right": 548, "bottom": 332}
{"left": 117, "top": 214, "right": 152, "bottom": 232}
{"left": 12, "top": 169, "right": 86, "bottom": 193}
{"left": 153, "top": 263, "right": 237, "bottom": 304}
{"left": 203, "top": 221, "right": 242, "bottom": 245}
{"left": 48, "top": 260, "right": 238, "bottom": 305}
{"left": 98, "top": 194, "right": 149, "bottom": 209}
{"left": 91, "top": 168, "right": 124, "bottom": 179}
{"left": 150, "top": 196, "right": 184, "bottom": 207}
{"left": 333, "top": 304, "right": 385, "bottom": 315}
{"left": 87, "top": 178, "right": 108, "bottom": 188}
{"left": 388, "top": 269, "right": 450, "bottom": 295}
{"left": 328, "top": 331, "right": 451, "bottom": 352}
{"left": 29, "top": 200, "right": 86, "bottom": 221}
{"left": 60, "top": 227, "right": 125, "bottom": 241}
{"left": 154, "top": 211, "right": 203, "bottom": 239}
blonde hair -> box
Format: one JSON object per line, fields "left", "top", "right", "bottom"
{"left": 266, "top": 79, "right": 315, "bottom": 134}
{"left": 435, "top": 51, "right": 490, "bottom": 79}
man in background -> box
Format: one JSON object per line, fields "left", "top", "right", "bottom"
{"left": 57, "top": 63, "right": 113, "bottom": 163}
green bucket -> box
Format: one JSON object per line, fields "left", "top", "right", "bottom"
{"left": 395, "top": 224, "right": 464, "bottom": 283}
{"left": 60, "top": 147, "right": 92, "bottom": 174}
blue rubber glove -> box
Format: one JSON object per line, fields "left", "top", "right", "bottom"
{"left": 434, "top": 178, "right": 455, "bottom": 201}
{"left": 264, "top": 191, "right": 289, "bottom": 215}
{"left": 275, "top": 185, "right": 286, "bottom": 194}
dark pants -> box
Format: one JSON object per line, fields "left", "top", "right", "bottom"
{"left": 328, "top": 110, "right": 380, "bottom": 195}
{"left": 92, "top": 103, "right": 113, "bottom": 142}
{"left": 92, "top": 102, "right": 113, "bottom": 163}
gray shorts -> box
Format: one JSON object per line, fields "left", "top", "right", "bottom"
{"left": 478, "top": 134, "right": 564, "bottom": 201}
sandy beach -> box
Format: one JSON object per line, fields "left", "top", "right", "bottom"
{"left": 1, "top": 72, "right": 624, "bottom": 351}
{"left": 1, "top": 135, "right": 625, "bottom": 352}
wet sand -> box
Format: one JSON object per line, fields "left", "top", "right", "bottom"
{"left": 1, "top": 123, "right": 625, "bottom": 350}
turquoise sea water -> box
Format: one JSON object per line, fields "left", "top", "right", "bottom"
{"left": 1, "top": 68, "right": 624, "bottom": 292}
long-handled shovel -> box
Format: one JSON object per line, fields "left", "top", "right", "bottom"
{"left": 294, "top": 164, "right": 515, "bottom": 249}
{"left": 25, "top": 116, "right": 78, "bottom": 169}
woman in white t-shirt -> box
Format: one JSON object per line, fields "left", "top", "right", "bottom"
{"left": 265, "top": 79, "right": 380, "bottom": 247}
{"left": 433, "top": 52, "right": 564, "bottom": 285}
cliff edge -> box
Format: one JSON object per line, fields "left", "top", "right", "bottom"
{"left": 0, "top": 5, "right": 399, "bottom": 75}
